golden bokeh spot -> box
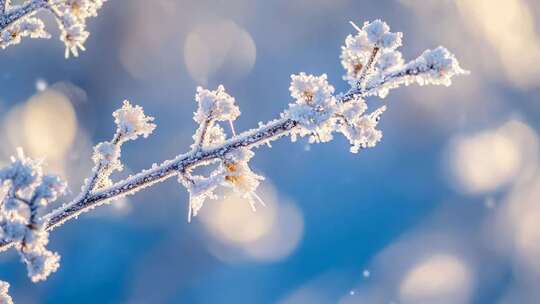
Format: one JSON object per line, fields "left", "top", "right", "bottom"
{"left": 22, "top": 90, "right": 78, "bottom": 161}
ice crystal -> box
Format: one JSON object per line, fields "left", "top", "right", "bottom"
{"left": 179, "top": 173, "right": 221, "bottom": 222}
{"left": 113, "top": 100, "right": 156, "bottom": 141}
{"left": 0, "top": 17, "right": 49, "bottom": 49}
{"left": 341, "top": 20, "right": 402, "bottom": 84}
{"left": 194, "top": 85, "right": 240, "bottom": 124}
{"left": 339, "top": 106, "right": 386, "bottom": 153}
{"left": 363, "top": 19, "right": 402, "bottom": 50}
{"left": 93, "top": 142, "right": 121, "bottom": 167}
{"left": 58, "top": 12, "right": 89, "bottom": 58}
{"left": 0, "top": 148, "right": 65, "bottom": 283}
{"left": 222, "top": 148, "right": 265, "bottom": 210}
{"left": 287, "top": 73, "right": 338, "bottom": 143}
{"left": 0, "top": 281, "right": 13, "bottom": 304}
{"left": 363, "top": 46, "right": 468, "bottom": 98}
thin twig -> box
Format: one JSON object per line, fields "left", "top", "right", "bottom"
{"left": 0, "top": 117, "right": 298, "bottom": 252}
{"left": 0, "top": 83, "right": 369, "bottom": 252}
{"left": 0, "top": 0, "right": 48, "bottom": 29}
{"left": 83, "top": 133, "right": 122, "bottom": 196}
{"left": 193, "top": 118, "right": 212, "bottom": 151}
{"left": 357, "top": 47, "right": 380, "bottom": 89}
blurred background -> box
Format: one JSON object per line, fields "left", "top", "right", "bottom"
{"left": 1, "top": 0, "right": 540, "bottom": 303}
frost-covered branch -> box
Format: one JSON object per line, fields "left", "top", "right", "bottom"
{"left": 0, "top": 20, "right": 466, "bottom": 300}
{"left": 0, "top": 148, "right": 66, "bottom": 282}
{"left": 0, "top": 0, "right": 107, "bottom": 58}
{"left": 0, "top": 281, "right": 13, "bottom": 304}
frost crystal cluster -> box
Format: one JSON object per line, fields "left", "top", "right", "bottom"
{"left": 286, "top": 20, "right": 467, "bottom": 152}
{"left": 0, "top": 148, "right": 66, "bottom": 283}
{"left": 181, "top": 86, "right": 262, "bottom": 221}
{"left": 0, "top": 281, "right": 13, "bottom": 304}
{"left": 0, "top": 20, "right": 466, "bottom": 302}
{"left": 0, "top": 0, "right": 107, "bottom": 57}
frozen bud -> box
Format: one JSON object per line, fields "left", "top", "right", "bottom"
{"left": 19, "top": 18, "right": 50, "bottom": 39}
{"left": 414, "top": 46, "right": 468, "bottom": 86}
{"left": 60, "top": 23, "right": 89, "bottom": 58}
{"left": 0, "top": 148, "right": 41, "bottom": 190}
{"left": 341, "top": 20, "right": 401, "bottom": 83}
{"left": 204, "top": 125, "right": 226, "bottom": 146}
{"left": 23, "top": 228, "right": 49, "bottom": 248}
{"left": 361, "top": 47, "right": 467, "bottom": 98}
{"left": 339, "top": 106, "right": 386, "bottom": 153}
{"left": 343, "top": 30, "right": 371, "bottom": 54}
{"left": 93, "top": 142, "right": 121, "bottom": 166}
{"left": 290, "top": 73, "right": 335, "bottom": 107}
{"left": 65, "top": 0, "right": 91, "bottom": 18}
{"left": 21, "top": 247, "right": 61, "bottom": 282}
{"left": 364, "top": 20, "right": 388, "bottom": 44}
{"left": 61, "top": 0, "right": 106, "bottom": 18}
{"left": 0, "top": 147, "right": 64, "bottom": 283}
{"left": 191, "top": 124, "right": 226, "bottom": 150}
{"left": 379, "top": 32, "right": 402, "bottom": 50}
{"left": 223, "top": 161, "right": 264, "bottom": 195}
{"left": 0, "top": 17, "right": 50, "bottom": 50}
{"left": 377, "top": 51, "right": 404, "bottom": 71}
{"left": 113, "top": 100, "right": 156, "bottom": 141}
{"left": 338, "top": 98, "right": 368, "bottom": 122}
{"left": 341, "top": 32, "right": 372, "bottom": 82}
{"left": 65, "top": 0, "right": 90, "bottom": 15}
{"left": 60, "top": 12, "right": 79, "bottom": 28}
{"left": 0, "top": 27, "right": 21, "bottom": 48}
{"left": 222, "top": 149, "right": 265, "bottom": 210}
{"left": 1, "top": 219, "right": 27, "bottom": 242}
{"left": 288, "top": 73, "right": 338, "bottom": 142}
{"left": 179, "top": 174, "right": 221, "bottom": 221}
{"left": 58, "top": 12, "right": 90, "bottom": 58}
{"left": 0, "top": 281, "right": 13, "bottom": 304}
{"left": 194, "top": 85, "right": 240, "bottom": 123}
{"left": 34, "top": 175, "right": 67, "bottom": 202}
{"left": 363, "top": 20, "right": 402, "bottom": 50}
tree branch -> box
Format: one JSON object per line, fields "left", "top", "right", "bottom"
{"left": 357, "top": 46, "right": 380, "bottom": 88}
{"left": 0, "top": 21, "right": 467, "bottom": 295}
{"left": 0, "top": 83, "right": 374, "bottom": 253}
{"left": 1, "top": 0, "right": 107, "bottom": 58}
{"left": 0, "top": 0, "right": 48, "bottom": 29}
{"left": 0, "top": 117, "right": 299, "bottom": 252}
{"left": 0, "top": 49, "right": 462, "bottom": 252}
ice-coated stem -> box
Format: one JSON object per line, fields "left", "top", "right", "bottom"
{"left": 0, "top": 117, "right": 298, "bottom": 252}
{"left": 0, "top": 0, "right": 47, "bottom": 29}
{"left": 0, "top": 20, "right": 467, "bottom": 297}
{"left": 1, "top": 0, "right": 107, "bottom": 57}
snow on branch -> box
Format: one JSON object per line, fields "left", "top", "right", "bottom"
{"left": 0, "top": 281, "right": 13, "bottom": 304}
{"left": 0, "top": 20, "right": 467, "bottom": 300}
{"left": 0, "top": 0, "right": 107, "bottom": 58}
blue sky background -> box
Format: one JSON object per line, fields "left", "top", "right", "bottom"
{"left": 1, "top": 0, "right": 540, "bottom": 303}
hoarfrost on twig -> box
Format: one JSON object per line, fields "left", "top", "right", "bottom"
{"left": 0, "top": 0, "right": 107, "bottom": 58}
{"left": 0, "top": 19, "right": 467, "bottom": 302}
